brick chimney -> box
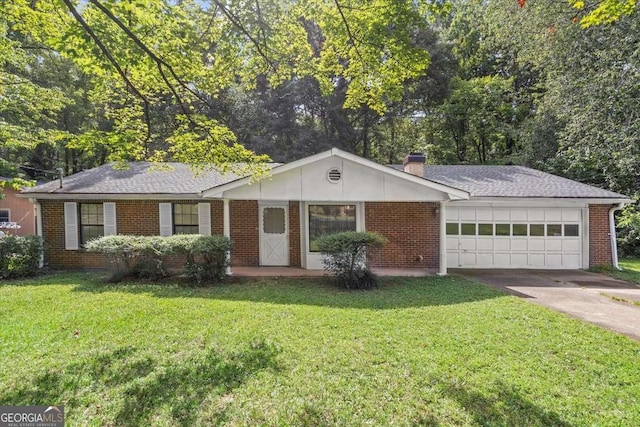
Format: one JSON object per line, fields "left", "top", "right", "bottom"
{"left": 403, "top": 152, "right": 426, "bottom": 177}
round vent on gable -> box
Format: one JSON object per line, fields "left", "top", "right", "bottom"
{"left": 327, "top": 167, "right": 342, "bottom": 183}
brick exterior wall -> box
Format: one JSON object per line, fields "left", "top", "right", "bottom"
{"left": 589, "top": 204, "right": 614, "bottom": 267}
{"left": 288, "top": 201, "right": 301, "bottom": 267}
{"left": 365, "top": 202, "right": 439, "bottom": 268}
{"left": 230, "top": 200, "right": 259, "bottom": 266}
{"left": 40, "top": 199, "right": 223, "bottom": 269}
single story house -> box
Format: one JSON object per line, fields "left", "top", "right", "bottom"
{"left": 20, "top": 148, "right": 630, "bottom": 274}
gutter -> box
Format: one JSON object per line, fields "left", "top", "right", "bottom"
{"left": 609, "top": 202, "right": 626, "bottom": 270}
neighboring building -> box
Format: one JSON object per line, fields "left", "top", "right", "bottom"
{"left": 1, "top": 180, "right": 36, "bottom": 236}
{"left": 20, "top": 149, "right": 630, "bottom": 273}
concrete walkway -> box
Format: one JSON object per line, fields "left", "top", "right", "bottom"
{"left": 454, "top": 269, "right": 640, "bottom": 341}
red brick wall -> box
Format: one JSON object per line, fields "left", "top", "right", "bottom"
{"left": 589, "top": 204, "right": 613, "bottom": 267}
{"left": 40, "top": 199, "right": 224, "bottom": 269}
{"left": 230, "top": 200, "right": 259, "bottom": 266}
{"left": 365, "top": 202, "right": 439, "bottom": 268}
{"left": 289, "top": 201, "right": 301, "bottom": 267}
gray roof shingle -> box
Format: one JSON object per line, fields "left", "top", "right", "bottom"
{"left": 390, "top": 165, "right": 627, "bottom": 199}
{"left": 22, "top": 162, "right": 245, "bottom": 195}
{"left": 23, "top": 160, "right": 628, "bottom": 200}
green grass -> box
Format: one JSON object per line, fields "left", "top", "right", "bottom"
{"left": 592, "top": 258, "right": 640, "bottom": 284}
{"left": 1, "top": 273, "right": 640, "bottom": 426}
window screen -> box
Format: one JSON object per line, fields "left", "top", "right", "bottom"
{"left": 308, "top": 205, "right": 356, "bottom": 252}
{"left": 263, "top": 208, "right": 286, "bottom": 234}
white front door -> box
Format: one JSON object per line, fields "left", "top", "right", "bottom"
{"left": 260, "top": 204, "right": 289, "bottom": 266}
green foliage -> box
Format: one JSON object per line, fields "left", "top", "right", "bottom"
{"left": 85, "top": 235, "right": 172, "bottom": 281}
{"left": 0, "top": 235, "right": 43, "bottom": 278}
{"left": 85, "top": 234, "right": 231, "bottom": 283}
{"left": 617, "top": 202, "right": 640, "bottom": 258}
{"left": 172, "top": 235, "right": 232, "bottom": 284}
{"left": 316, "top": 231, "right": 387, "bottom": 289}
{"left": 569, "top": 0, "right": 636, "bottom": 27}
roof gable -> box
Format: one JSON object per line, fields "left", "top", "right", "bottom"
{"left": 202, "top": 148, "right": 470, "bottom": 201}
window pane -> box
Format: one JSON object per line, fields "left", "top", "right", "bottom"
{"left": 461, "top": 223, "right": 476, "bottom": 235}
{"left": 547, "top": 224, "right": 562, "bottom": 236}
{"left": 564, "top": 224, "right": 579, "bottom": 237}
{"left": 81, "top": 225, "right": 104, "bottom": 245}
{"left": 478, "top": 224, "right": 493, "bottom": 236}
{"left": 496, "top": 224, "right": 510, "bottom": 236}
{"left": 174, "top": 225, "right": 199, "bottom": 235}
{"left": 0, "top": 209, "right": 9, "bottom": 222}
{"left": 80, "top": 203, "right": 103, "bottom": 225}
{"left": 173, "top": 204, "right": 198, "bottom": 234}
{"left": 513, "top": 224, "right": 527, "bottom": 236}
{"left": 530, "top": 224, "right": 544, "bottom": 236}
{"left": 309, "top": 205, "right": 356, "bottom": 252}
{"left": 263, "top": 208, "right": 285, "bottom": 234}
{"left": 446, "top": 223, "right": 459, "bottom": 235}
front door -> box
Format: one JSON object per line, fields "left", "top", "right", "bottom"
{"left": 259, "top": 204, "right": 289, "bottom": 266}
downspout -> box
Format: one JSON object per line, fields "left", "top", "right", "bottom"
{"left": 609, "top": 203, "right": 625, "bottom": 270}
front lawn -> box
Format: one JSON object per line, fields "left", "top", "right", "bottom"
{"left": 593, "top": 258, "right": 640, "bottom": 284}
{"left": 1, "top": 273, "right": 639, "bottom": 426}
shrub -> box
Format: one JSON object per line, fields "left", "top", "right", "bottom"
{"left": 0, "top": 235, "right": 43, "bottom": 278}
{"left": 316, "top": 231, "right": 387, "bottom": 289}
{"left": 173, "top": 235, "right": 231, "bottom": 284}
{"left": 86, "top": 234, "right": 231, "bottom": 283}
{"left": 86, "top": 235, "right": 172, "bottom": 281}
{"left": 617, "top": 201, "right": 640, "bottom": 258}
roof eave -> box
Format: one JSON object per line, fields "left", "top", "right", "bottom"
{"left": 17, "top": 193, "right": 204, "bottom": 200}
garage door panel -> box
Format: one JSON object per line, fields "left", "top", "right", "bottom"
{"left": 460, "top": 209, "right": 475, "bottom": 221}
{"left": 447, "top": 253, "right": 459, "bottom": 267}
{"left": 477, "top": 253, "right": 493, "bottom": 265}
{"left": 546, "top": 253, "right": 563, "bottom": 267}
{"left": 476, "top": 209, "right": 492, "bottom": 221}
{"left": 510, "top": 209, "right": 528, "bottom": 221}
{"left": 511, "top": 253, "right": 528, "bottom": 266}
{"left": 460, "top": 252, "right": 477, "bottom": 265}
{"left": 494, "top": 239, "right": 510, "bottom": 251}
{"left": 562, "top": 239, "right": 581, "bottom": 251}
{"left": 477, "top": 238, "right": 493, "bottom": 251}
{"left": 448, "top": 206, "right": 582, "bottom": 269}
{"left": 494, "top": 253, "right": 511, "bottom": 266}
{"left": 511, "top": 238, "right": 528, "bottom": 251}
{"left": 563, "top": 254, "right": 581, "bottom": 268}
{"left": 562, "top": 209, "right": 581, "bottom": 222}
{"left": 446, "top": 208, "right": 459, "bottom": 221}
{"left": 528, "top": 209, "right": 545, "bottom": 221}
{"left": 493, "top": 209, "right": 510, "bottom": 221}
{"left": 545, "top": 239, "right": 562, "bottom": 251}
{"left": 460, "top": 238, "right": 476, "bottom": 250}
{"left": 446, "top": 237, "right": 459, "bottom": 250}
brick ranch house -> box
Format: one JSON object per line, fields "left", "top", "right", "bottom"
{"left": 20, "top": 148, "right": 630, "bottom": 274}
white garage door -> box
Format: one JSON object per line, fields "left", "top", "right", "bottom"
{"left": 446, "top": 207, "right": 583, "bottom": 269}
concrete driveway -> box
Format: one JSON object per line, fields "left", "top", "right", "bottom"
{"left": 453, "top": 269, "right": 640, "bottom": 341}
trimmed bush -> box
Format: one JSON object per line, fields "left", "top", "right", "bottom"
{"left": 173, "top": 235, "right": 232, "bottom": 284}
{"left": 86, "top": 234, "right": 231, "bottom": 283}
{"left": 0, "top": 235, "right": 43, "bottom": 278}
{"left": 316, "top": 231, "right": 387, "bottom": 289}
{"left": 86, "top": 235, "right": 172, "bottom": 281}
